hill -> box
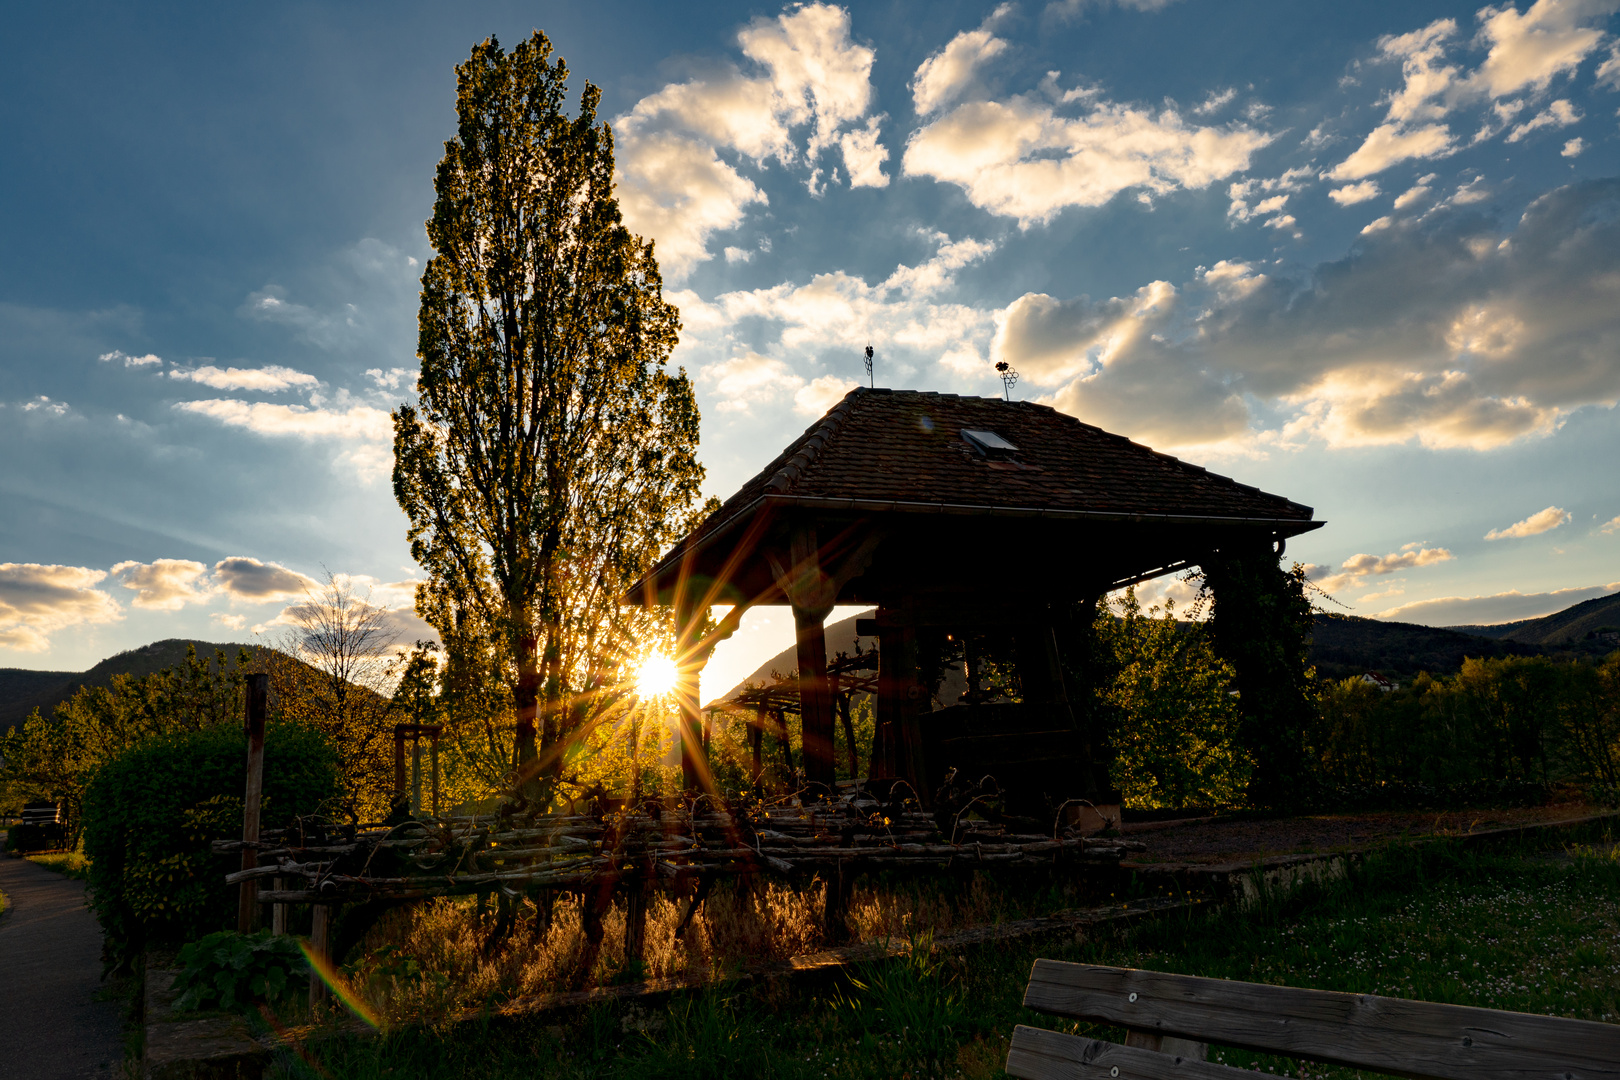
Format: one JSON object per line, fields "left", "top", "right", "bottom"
{"left": 1308, "top": 614, "right": 1543, "bottom": 681}
{"left": 1448, "top": 591, "right": 1620, "bottom": 652}
{"left": 0, "top": 639, "right": 249, "bottom": 734}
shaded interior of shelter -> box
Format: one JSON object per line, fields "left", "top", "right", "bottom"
{"left": 631, "top": 388, "right": 1321, "bottom": 825}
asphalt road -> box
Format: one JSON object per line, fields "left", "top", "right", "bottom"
{"left": 0, "top": 849, "right": 125, "bottom": 1079}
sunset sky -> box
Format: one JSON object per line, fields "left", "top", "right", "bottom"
{"left": 3, "top": 0, "right": 1619, "bottom": 699}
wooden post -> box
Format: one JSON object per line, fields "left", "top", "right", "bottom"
{"left": 749, "top": 709, "right": 765, "bottom": 794}
{"left": 271, "top": 879, "right": 287, "bottom": 936}
{"left": 393, "top": 723, "right": 407, "bottom": 814}
{"left": 430, "top": 728, "right": 441, "bottom": 818}
{"left": 787, "top": 528, "right": 838, "bottom": 791}
{"left": 624, "top": 868, "right": 648, "bottom": 970}
{"left": 410, "top": 729, "right": 423, "bottom": 815}
{"left": 308, "top": 904, "right": 330, "bottom": 1009}
{"left": 237, "top": 673, "right": 268, "bottom": 934}
{"left": 875, "top": 612, "right": 925, "bottom": 796}
{"left": 674, "top": 594, "right": 706, "bottom": 792}
{"left": 837, "top": 688, "right": 858, "bottom": 779}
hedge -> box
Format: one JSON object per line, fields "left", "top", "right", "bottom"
{"left": 82, "top": 721, "right": 338, "bottom": 969}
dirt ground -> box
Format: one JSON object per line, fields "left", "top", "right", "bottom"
{"left": 1119, "top": 802, "right": 1608, "bottom": 865}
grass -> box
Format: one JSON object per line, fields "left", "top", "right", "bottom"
{"left": 26, "top": 850, "right": 91, "bottom": 880}
{"left": 263, "top": 827, "right": 1620, "bottom": 1080}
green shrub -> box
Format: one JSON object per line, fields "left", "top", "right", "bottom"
{"left": 171, "top": 929, "right": 308, "bottom": 1013}
{"left": 82, "top": 721, "right": 338, "bottom": 969}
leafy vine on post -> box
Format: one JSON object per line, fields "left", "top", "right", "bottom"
{"left": 392, "top": 32, "right": 704, "bottom": 807}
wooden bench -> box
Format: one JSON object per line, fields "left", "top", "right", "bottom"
{"left": 1007, "top": 960, "right": 1620, "bottom": 1080}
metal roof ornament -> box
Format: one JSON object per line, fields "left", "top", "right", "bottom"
{"left": 995, "top": 360, "right": 1019, "bottom": 400}
{"left": 864, "top": 344, "right": 874, "bottom": 388}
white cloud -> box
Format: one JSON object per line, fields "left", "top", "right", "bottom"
{"left": 212, "top": 557, "right": 317, "bottom": 602}
{"left": 1372, "top": 581, "right": 1620, "bottom": 625}
{"left": 1227, "top": 167, "right": 1314, "bottom": 222}
{"left": 169, "top": 364, "right": 320, "bottom": 392}
{"left": 1193, "top": 88, "right": 1237, "bottom": 116}
{"left": 674, "top": 232, "right": 1001, "bottom": 409}
{"left": 1601, "top": 514, "right": 1620, "bottom": 533}
{"left": 1328, "top": 122, "right": 1455, "bottom": 180}
{"left": 174, "top": 398, "right": 393, "bottom": 480}
{"left": 990, "top": 180, "right": 1620, "bottom": 452}
{"left": 911, "top": 23, "right": 1010, "bottom": 116}
{"left": 1309, "top": 545, "right": 1455, "bottom": 594}
{"left": 1330, "top": 2, "right": 1613, "bottom": 181}
{"left": 212, "top": 613, "right": 248, "bottom": 631}
{"left": 794, "top": 374, "right": 860, "bottom": 416}
{"left": 0, "top": 564, "right": 122, "bottom": 652}
{"left": 1393, "top": 179, "right": 1436, "bottom": 209}
{"left": 1361, "top": 215, "right": 1394, "bottom": 234}
{"left": 838, "top": 115, "right": 891, "bottom": 188}
{"left": 905, "top": 93, "right": 1271, "bottom": 224}
{"left": 109, "top": 559, "right": 211, "bottom": 611}
{"left": 615, "top": 3, "right": 882, "bottom": 278}
{"left": 724, "top": 246, "right": 754, "bottom": 264}
{"left": 98, "top": 349, "right": 162, "bottom": 367}
{"left": 1329, "top": 180, "right": 1382, "bottom": 205}
{"left": 1505, "top": 98, "right": 1582, "bottom": 141}
{"left": 1563, "top": 136, "right": 1586, "bottom": 156}
{"left": 366, "top": 367, "right": 411, "bottom": 392}
{"left": 21, "top": 395, "right": 69, "bottom": 416}
{"left": 1468, "top": 0, "right": 1615, "bottom": 99}
{"left": 1484, "top": 504, "right": 1571, "bottom": 538}
{"left": 1597, "top": 42, "right": 1620, "bottom": 86}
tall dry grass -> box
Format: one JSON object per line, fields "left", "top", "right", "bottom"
{"left": 341, "top": 867, "right": 1105, "bottom": 1024}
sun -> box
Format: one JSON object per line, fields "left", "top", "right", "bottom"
{"left": 635, "top": 653, "right": 679, "bottom": 697}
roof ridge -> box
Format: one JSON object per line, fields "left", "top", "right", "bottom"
{"left": 762, "top": 387, "right": 864, "bottom": 495}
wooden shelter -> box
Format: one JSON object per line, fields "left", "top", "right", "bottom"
{"left": 630, "top": 388, "right": 1321, "bottom": 814}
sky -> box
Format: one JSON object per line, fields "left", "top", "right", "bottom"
{"left": 3, "top": 0, "right": 1620, "bottom": 701}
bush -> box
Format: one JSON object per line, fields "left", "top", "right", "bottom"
{"left": 82, "top": 721, "right": 338, "bottom": 969}
{"left": 171, "top": 929, "right": 308, "bottom": 1013}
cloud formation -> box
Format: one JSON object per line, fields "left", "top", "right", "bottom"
{"left": 1484, "top": 505, "right": 1571, "bottom": 539}
{"left": 0, "top": 563, "right": 121, "bottom": 652}
{"left": 211, "top": 557, "right": 317, "bottom": 602}
{"left": 1328, "top": 2, "right": 1615, "bottom": 180}
{"left": 98, "top": 350, "right": 162, "bottom": 367}
{"left": 109, "top": 559, "right": 211, "bottom": 610}
{"left": 1373, "top": 581, "right": 1620, "bottom": 626}
{"left": 169, "top": 364, "right": 320, "bottom": 392}
{"left": 1308, "top": 544, "right": 1454, "bottom": 595}
{"left": 904, "top": 90, "right": 1271, "bottom": 224}
{"left": 675, "top": 231, "right": 999, "bottom": 413}
{"left": 615, "top": 4, "right": 884, "bottom": 278}
{"left": 992, "top": 180, "right": 1620, "bottom": 452}
{"left": 911, "top": 14, "right": 1010, "bottom": 116}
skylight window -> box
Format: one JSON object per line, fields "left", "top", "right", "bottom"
{"left": 961, "top": 428, "right": 1018, "bottom": 458}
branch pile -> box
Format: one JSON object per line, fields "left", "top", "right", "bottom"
{"left": 214, "top": 786, "right": 1141, "bottom": 905}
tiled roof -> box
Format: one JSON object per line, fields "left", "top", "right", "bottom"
{"left": 656, "top": 388, "right": 1316, "bottom": 575}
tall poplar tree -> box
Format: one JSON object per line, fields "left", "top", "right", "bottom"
{"left": 392, "top": 32, "right": 703, "bottom": 798}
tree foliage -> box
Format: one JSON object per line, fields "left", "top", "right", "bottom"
{"left": 0, "top": 645, "right": 253, "bottom": 843}
{"left": 392, "top": 31, "right": 703, "bottom": 798}
{"left": 1096, "top": 589, "right": 1250, "bottom": 810}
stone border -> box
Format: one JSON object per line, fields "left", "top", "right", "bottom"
{"left": 143, "top": 968, "right": 269, "bottom": 1079}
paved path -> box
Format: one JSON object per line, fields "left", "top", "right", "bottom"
{"left": 0, "top": 849, "right": 125, "bottom": 1079}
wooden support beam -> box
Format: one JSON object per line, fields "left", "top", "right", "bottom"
{"left": 308, "top": 904, "right": 330, "bottom": 1010}
{"left": 674, "top": 594, "right": 706, "bottom": 792}
{"left": 237, "top": 673, "right": 268, "bottom": 933}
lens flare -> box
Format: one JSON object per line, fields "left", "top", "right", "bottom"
{"left": 635, "top": 653, "right": 679, "bottom": 697}
{"left": 298, "top": 938, "right": 380, "bottom": 1029}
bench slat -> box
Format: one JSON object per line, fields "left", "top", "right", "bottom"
{"left": 1024, "top": 961, "right": 1620, "bottom": 1080}
{"left": 1007, "top": 1026, "right": 1239, "bottom": 1080}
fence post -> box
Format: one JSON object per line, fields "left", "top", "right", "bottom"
{"left": 309, "top": 904, "right": 330, "bottom": 1010}
{"left": 237, "top": 673, "right": 268, "bottom": 933}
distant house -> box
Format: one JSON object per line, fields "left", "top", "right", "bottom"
{"left": 1359, "top": 671, "right": 1395, "bottom": 692}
